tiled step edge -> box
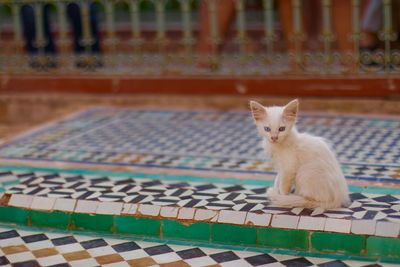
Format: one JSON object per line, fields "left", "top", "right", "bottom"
{"left": 0, "top": 194, "right": 399, "bottom": 263}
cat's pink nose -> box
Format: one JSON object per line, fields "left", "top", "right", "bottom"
{"left": 271, "top": 136, "right": 278, "bottom": 141}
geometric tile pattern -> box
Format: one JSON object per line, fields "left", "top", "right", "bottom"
{"left": 0, "top": 227, "right": 390, "bottom": 267}
{"left": 0, "top": 108, "right": 399, "bottom": 182}
{"left": 4, "top": 170, "right": 400, "bottom": 232}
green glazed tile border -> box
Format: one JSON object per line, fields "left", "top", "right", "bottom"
{"left": 1, "top": 203, "right": 400, "bottom": 261}
{"left": 115, "top": 216, "right": 161, "bottom": 237}
{"left": 212, "top": 224, "right": 257, "bottom": 246}
{"left": 71, "top": 213, "right": 113, "bottom": 232}
{"left": 163, "top": 220, "right": 210, "bottom": 242}
{"left": 30, "top": 210, "right": 70, "bottom": 230}
{"left": 311, "top": 232, "right": 366, "bottom": 255}
{"left": 0, "top": 206, "right": 28, "bottom": 225}
{"left": 367, "top": 236, "right": 400, "bottom": 258}
{"left": 258, "top": 227, "right": 309, "bottom": 251}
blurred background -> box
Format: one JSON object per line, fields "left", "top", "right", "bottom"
{"left": 0, "top": 0, "right": 399, "bottom": 140}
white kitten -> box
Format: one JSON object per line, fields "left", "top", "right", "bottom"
{"left": 250, "top": 99, "right": 350, "bottom": 209}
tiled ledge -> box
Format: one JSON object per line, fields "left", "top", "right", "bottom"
{"left": 3, "top": 169, "right": 400, "bottom": 238}
{"left": 1, "top": 193, "right": 399, "bottom": 262}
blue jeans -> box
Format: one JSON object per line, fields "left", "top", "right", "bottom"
{"left": 21, "top": 3, "right": 101, "bottom": 55}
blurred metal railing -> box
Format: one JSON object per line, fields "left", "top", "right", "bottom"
{"left": 0, "top": 0, "right": 399, "bottom": 75}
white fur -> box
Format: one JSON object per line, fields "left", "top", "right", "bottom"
{"left": 250, "top": 99, "right": 350, "bottom": 209}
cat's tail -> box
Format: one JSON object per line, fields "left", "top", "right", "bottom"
{"left": 269, "top": 193, "right": 341, "bottom": 209}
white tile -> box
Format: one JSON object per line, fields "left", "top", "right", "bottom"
{"left": 30, "top": 196, "right": 56, "bottom": 211}
{"left": 69, "top": 258, "right": 98, "bottom": 267}
{"left": 127, "top": 204, "right": 138, "bottom": 215}
{"left": 177, "top": 207, "right": 196, "bottom": 220}
{"left": 220, "top": 259, "right": 253, "bottom": 267}
{"left": 194, "top": 209, "right": 218, "bottom": 222}
{"left": 324, "top": 218, "right": 351, "bottom": 233}
{"left": 375, "top": 221, "right": 400, "bottom": 237}
{"left": 152, "top": 252, "right": 181, "bottom": 264}
{"left": 53, "top": 198, "right": 76, "bottom": 212}
{"left": 0, "top": 237, "right": 23, "bottom": 247}
{"left": 8, "top": 194, "right": 33, "bottom": 208}
{"left": 103, "top": 262, "right": 130, "bottom": 267}
{"left": 37, "top": 255, "right": 66, "bottom": 267}
{"left": 138, "top": 204, "right": 160, "bottom": 217}
{"left": 87, "top": 246, "right": 116, "bottom": 257}
{"left": 56, "top": 243, "right": 84, "bottom": 254}
{"left": 120, "top": 250, "right": 148, "bottom": 261}
{"left": 96, "top": 202, "right": 123, "bottom": 215}
{"left": 7, "top": 251, "right": 35, "bottom": 263}
{"left": 218, "top": 210, "right": 247, "bottom": 225}
{"left": 75, "top": 200, "right": 98, "bottom": 214}
{"left": 298, "top": 216, "right": 326, "bottom": 231}
{"left": 25, "top": 240, "right": 53, "bottom": 251}
{"left": 271, "top": 214, "right": 299, "bottom": 229}
{"left": 245, "top": 212, "right": 271, "bottom": 227}
{"left": 121, "top": 204, "right": 132, "bottom": 214}
{"left": 184, "top": 256, "right": 217, "bottom": 267}
{"left": 160, "top": 206, "right": 179, "bottom": 218}
{"left": 351, "top": 220, "right": 376, "bottom": 235}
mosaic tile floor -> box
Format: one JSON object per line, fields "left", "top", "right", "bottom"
{"left": 0, "top": 108, "right": 399, "bottom": 185}
{"left": 0, "top": 226, "right": 392, "bottom": 267}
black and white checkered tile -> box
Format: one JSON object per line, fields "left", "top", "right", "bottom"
{"left": 5, "top": 170, "right": 400, "bottom": 223}
{"left": 0, "top": 109, "right": 399, "bottom": 181}
{"left": 0, "top": 227, "right": 390, "bottom": 267}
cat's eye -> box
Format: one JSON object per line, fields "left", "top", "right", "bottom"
{"left": 279, "top": 127, "right": 286, "bottom": 132}
{"left": 264, "top": 127, "right": 271, "bottom": 132}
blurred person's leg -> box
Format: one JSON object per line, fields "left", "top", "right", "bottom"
{"left": 196, "top": 0, "right": 235, "bottom": 68}
{"left": 361, "top": 0, "right": 382, "bottom": 49}
{"left": 67, "top": 2, "right": 101, "bottom": 54}
{"left": 21, "top": 5, "right": 37, "bottom": 54}
{"left": 21, "top": 4, "right": 56, "bottom": 54}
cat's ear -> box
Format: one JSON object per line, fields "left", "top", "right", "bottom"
{"left": 283, "top": 99, "right": 298, "bottom": 121}
{"left": 250, "top": 101, "right": 267, "bottom": 122}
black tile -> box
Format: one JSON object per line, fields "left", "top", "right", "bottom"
{"left": 80, "top": 239, "right": 108, "bottom": 249}
{"left": 144, "top": 245, "right": 173, "bottom": 256}
{"left": 245, "top": 254, "right": 277, "bottom": 266}
{"left": 195, "top": 184, "right": 216, "bottom": 191}
{"left": 318, "top": 260, "right": 350, "bottom": 267}
{"left": 281, "top": 257, "right": 313, "bottom": 267}
{"left": 223, "top": 185, "right": 245, "bottom": 192}
{"left": 0, "top": 230, "right": 19, "bottom": 239}
{"left": 112, "top": 242, "right": 140, "bottom": 253}
{"left": 51, "top": 236, "right": 78, "bottom": 246}
{"left": 372, "top": 195, "right": 399, "bottom": 203}
{"left": 0, "top": 256, "right": 10, "bottom": 265}
{"left": 47, "top": 264, "right": 70, "bottom": 267}
{"left": 176, "top": 248, "right": 206, "bottom": 259}
{"left": 0, "top": 171, "right": 12, "bottom": 176}
{"left": 21, "top": 234, "right": 48, "bottom": 243}
{"left": 12, "top": 260, "right": 41, "bottom": 267}
{"left": 349, "top": 193, "right": 367, "bottom": 201}
{"left": 210, "top": 251, "right": 240, "bottom": 263}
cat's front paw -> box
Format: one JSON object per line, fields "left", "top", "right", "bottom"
{"left": 267, "top": 187, "right": 278, "bottom": 199}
